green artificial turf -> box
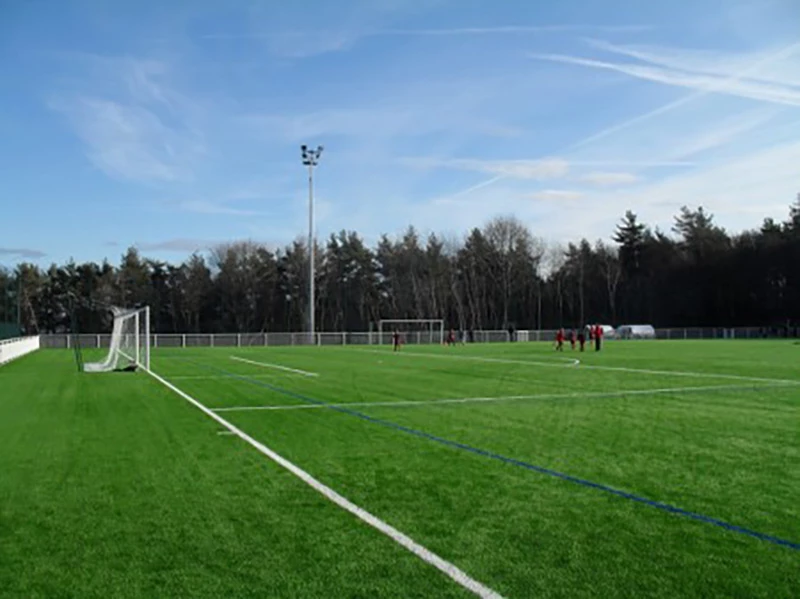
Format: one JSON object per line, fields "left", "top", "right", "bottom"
{"left": 1, "top": 340, "right": 798, "bottom": 598}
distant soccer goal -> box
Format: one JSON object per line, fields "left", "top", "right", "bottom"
{"left": 376, "top": 319, "right": 444, "bottom": 345}
{"left": 83, "top": 306, "right": 150, "bottom": 372}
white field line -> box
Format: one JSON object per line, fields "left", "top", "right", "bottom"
{"left": 210, "top": 382, "right": 793, "bottom": 413}
{"left": 169, "top": 373, "right": 284, "bottom": 381}
{"left": 354, "top": 348, "right": 800, "bottom": 386}
{"left": 230, "top": 355, "right": 318, "bottom": 377}
{"left": 143, "top": 367, "right": 502, "bottom": 599}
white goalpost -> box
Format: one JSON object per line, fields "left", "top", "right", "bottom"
{"left": 83, "top": 306, "right": 150, "bottom": 372}
{"left": 376, "top": 319, "right": 445, "bottom": 345}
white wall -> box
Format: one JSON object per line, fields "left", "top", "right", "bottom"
{"left": 0, "top": 336, "right": 40, "bottom": 366}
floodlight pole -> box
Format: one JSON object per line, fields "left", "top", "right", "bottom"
{"left": 301, "top": 144, "right": 323, "bottom": 344}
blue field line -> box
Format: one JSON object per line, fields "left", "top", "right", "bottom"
{"left": 183, "top": 357, "right": 800, "bottom": 552}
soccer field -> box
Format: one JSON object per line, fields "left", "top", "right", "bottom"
{"left": 1, "top": 341, "right": 798, "bottom": 598}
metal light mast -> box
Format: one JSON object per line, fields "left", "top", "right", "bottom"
{"left": 301, "top": 144, "right": 323, "bottom": 344}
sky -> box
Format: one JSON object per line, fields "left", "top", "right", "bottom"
{"left": 1, "top": 0, "right": 799, "bottom": 266}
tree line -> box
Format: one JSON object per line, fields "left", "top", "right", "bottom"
{"left": 2, "top": 198, "right": 799, "bottom": 335}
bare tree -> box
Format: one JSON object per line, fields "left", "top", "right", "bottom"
{"left": 483, "top": 216, "right": 534, "bottom": 328}
{"left": 596, "top": 241, "right": 622, "bottom": 324}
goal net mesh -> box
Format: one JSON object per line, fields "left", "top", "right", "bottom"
{"left": 377, "top": 319, "right": 444, "bottom": 345}
{"left": 83, "top": 306, "right": 150, "bottom": 372}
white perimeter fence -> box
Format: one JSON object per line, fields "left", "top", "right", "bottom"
{"left": 0, "top": 336, "right": 41, "bottom": 364}
{"left": 38, "top": 327, "right": 774, "bottom": 350}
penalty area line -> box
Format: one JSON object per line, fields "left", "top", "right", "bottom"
{"left": 355, "top": 348, "right": 800, "bottom": 386}
{"left": 170, "top": 373, "right": 284, "bottom": 381}
{"left": 142, "top": 366, "right": 502, "bottom": 599}
{"left": 230, "top": 355, "right": 318, "bottom": 377}
{"left": 210, "top": 381, "right": 793, "bottom": 413}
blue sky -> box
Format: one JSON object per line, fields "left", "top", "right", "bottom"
{"left": 1, "top": 0, "right": 799, "bottom": 266}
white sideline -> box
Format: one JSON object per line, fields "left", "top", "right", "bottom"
{"left": 356, "top": 348, "right": 800, "bottom": 386}
{"left": 230, "top": 355, "right": 318, "bottom": 377}
{"left": 210, "top": 382, "right": 793, "bottom": 413}
{"left": 144, "top": 367, "right": 502, "bottom": 599}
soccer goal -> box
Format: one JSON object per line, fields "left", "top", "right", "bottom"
{"left": 83, "top": 306, "right": 150, "bottom": 372}
{"left": 377, "top": 319, "right": 444, "bottom": 345}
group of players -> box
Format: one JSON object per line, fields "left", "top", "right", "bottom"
{"left": 391, "top": 328, "right": 463, "bottom": 351}
{"left": 554, "top": 325, "right": 604, "bottom": 352}
{"left": 391, "top": 325, "right": 605, "bottom": 352}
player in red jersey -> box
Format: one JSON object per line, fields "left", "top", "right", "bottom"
{"left": 594, "top": 324, "right": 603, "bottom": 351}
{"left": 569, "top": 328, "right": 576, "bottom": 350}
{"left": 392, "top": 330, "right": 401, "bottom": 352}
{"left": 447, "top": 329, "right": 456, "bottom": 346}
{"left": 555, "top": 328, "right": 565, "bottom": 351}
{"left": 578, "top": 329, "right": 586, "bottom": 351}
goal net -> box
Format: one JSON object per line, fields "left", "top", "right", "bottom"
{"left": 377, "top": 319, "right": 444, "bottom": 345}
{"left": 83, "top": 306, "right": 150, "bottom": 372}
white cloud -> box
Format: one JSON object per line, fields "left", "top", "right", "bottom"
{"left": 410, "top": 160, "right": 688, "bottom": 202}
{"left": 363, "top": 136, "right": 800, "bottom": 246}
{"left": 49, "top": 55, "right": 207, "bottom": 184}
{"left": 118, "top": 58, "right": 175, "bottom": 108}
{"left": 402, "top": 157, "right": 570, "bottom": 180}
{"left": 457, "top": 158, "right": 571, "bottom": 180}
{"left": 532, "top": 40, "right": 800, "bottom": 108}
{"left": 0, "top": 247, "right": 46, "bottom": 259}
{"left": 585, "top": 39, "right": 800, "bottom": 87}
{"left": 540, "top": 41, "right": 800, "bottom": 157}
{"left": 178, "top": 200, "right": 268, "bottom": 217}
{"left": 580, "top": 139, "right": 800, "bottom": 236}
{"left": 244, "top": 108, "right": 426, "bottom": 141}
{"left": 200, "top": 24, "right": 652, "bottom": 56}
{"left": 578, "top": 172, "right": 639, "bottom": 186}
{"left": 136, "top": 239, "right": 219, "bottom": 253}
{"left": 261, "top": 31, "right": 360, "bottom": 58}
{"left": 242, "top": 94, "right": 519, "bottom": 143}
{"left": 56, "top": 53, "right": 195, "bottom": 114}
{"left": 661, "top": 107, "right": 781, "bottom": 161}
{"left": 51, "top": 97, "right": 202, "bottom": 182}
{"left": 530, "top": 190, "right": 584, "bottom": 201}
{"left": 379, "top": 25, "right": 652, "bottom": 36}
{"left": 532, "top": 53, "right": 800, "bottom": 106}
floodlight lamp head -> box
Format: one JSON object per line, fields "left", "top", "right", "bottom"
{"left": 301, "top": 143, "right": 322, "bottom": 166}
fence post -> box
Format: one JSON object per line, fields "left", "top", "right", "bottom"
{"left": 237, "top": 333, "right": 241, "bottom": 347}
{"left": 182, "top": 334, "right": 186, "bottom": 348}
